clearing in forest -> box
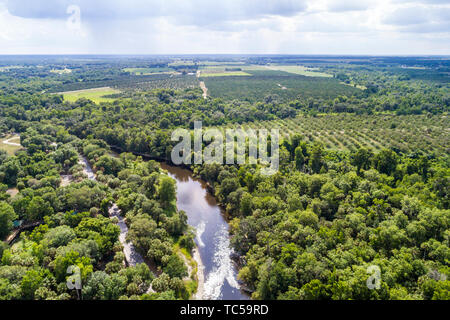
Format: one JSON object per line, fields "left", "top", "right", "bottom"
{"left": 123, "top": 67, "right": 174, "bottom": 75}
{"left": 266, "top": 65, "right": 333, "bottom": 78}
{"left": 60, "top": 87, "right": 121, "bottom": 104}
{"left": 0, "top": 134, "right": 22, "bottom": 155}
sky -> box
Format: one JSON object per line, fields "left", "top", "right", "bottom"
{"left": 0, "top": 0, "right": 449, "bottom": 55}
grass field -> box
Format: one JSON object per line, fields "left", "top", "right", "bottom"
{"left": 266, "top": 65, "right": 333, "bottom": 78}
{"left": 199, "top": 71, "right": 252, "bottom": 77}
{"left": 0, "top": 135, "right": 22, "bottom": 155}
{"left": 198, "top": 66, "right": 252, "bottom": 77}
{"left": 123, "top": 67, "right": 173, "bottom": 75}
{"left": 61, "top": 87, "right": 121, "bottom": 103}
{"left": 215, "top": 114, "right": 450, "bottom": 155}
{"left": 169, "top": 60, "right": 196, "bottom": 67}
{"left": 199, "top": 61, "right": 245, "bottom": 66}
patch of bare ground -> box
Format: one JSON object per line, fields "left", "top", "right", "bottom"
{"left": 6, "top": 188, "right": 19, "bottom": 198}
{"left": 60, "top": 175, "right": 73, "bottom": 187}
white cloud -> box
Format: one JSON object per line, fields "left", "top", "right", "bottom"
{"left": 326, "top": 0, "right": 375, "bottom": 12}
{"left": 384, "top": 5, "right": 450, "bottom": 25}
{"left": 0, "top": 0, "right": 448, "bottom": 54}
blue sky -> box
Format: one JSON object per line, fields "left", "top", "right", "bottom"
{"left": 0, "top": 0, "right": 449, "bottom": 54}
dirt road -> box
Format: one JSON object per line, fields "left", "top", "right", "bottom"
{"left": 199, "top": 81, "right": 208, "bottom": 99}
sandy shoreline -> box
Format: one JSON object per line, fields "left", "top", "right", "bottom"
{"left": 193, "top": 247, "right": 205, "bottom": 300}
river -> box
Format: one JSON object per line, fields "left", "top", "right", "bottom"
{"left": 160, "top": 163, "right": 249, "bottom": 300}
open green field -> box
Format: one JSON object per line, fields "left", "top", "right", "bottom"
{"left": 198, "top": 66, "right": 252, "bottom": 77}
{"left": 61, "top": 87, "right": 121, "bottom": 103}
{"left": 266, "top": 65, "right": 333, "bottom": 78}
{"left": 0, "top": 135, "right": 22, "bottom": 155}
{"left": 199, "top": 71, "right": 252, "bottom": 77}
{"left": 123, "top": 67, "right": 174, "bottom": 75}
{"left": 169, "top": 60, "right": 196, "bottom": 67}
{"left": 199, "top": 61, "right": 245, "bottom": 66}
{"left": 217, "top": 114, "right": 450, "bottom": 155}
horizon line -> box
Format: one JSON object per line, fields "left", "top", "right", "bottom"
{"left": 0, "top": 53, "right": 449, "bottom": 57}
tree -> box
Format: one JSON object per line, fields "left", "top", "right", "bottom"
{"left": 373, "top": 149, "right": 398, "bottom": 175}
{"left": 417, "top": 156, "right": 430, "bottom": 180}
{"left": 295, "top": 146, "right": 305, "bottom": 171}
{"left": 351, "top": 148, "right": 374, "bottom": 174}
{"left": 53, "top": 250, "right": 93, "bottom": 282}
{"left": 240, "top": 192, "right": 253, "bottom": 216}
{"left": 27, "top": 197, "right": 53, "bottom": 221}
{"left": 82, "top": 271, "right": 127, "bottom": 300}
{"left": 163, "top": 255, "right": 188, "bottom": 279}
{"left": 300, "top": 279, "right": 330, "bottom": 300}
{"left": 157, "top": 176, "right": 176, "bottom": 209}
{"left": 95, "top": 155, "right": 124, "bottom": 176}
{"left": 0, "top": 202, "right": 17, "bottom": 239}
{"left": 151, "top": 273, "right": 171, "bottom": 292}
{"left": 43, "top": 225, "right": 76, "bottom": 248}
{"left": 217, "top": 178, "right": 240, "bottom": 203}
{"left": 309, "top": 143, "right": 325, "bottom": 174}
{"left": 0, "top": 159, "right": 19, "bottom": 186}
{"left": 147, "top": 239, "right": 172, "bottom": 263}
{"left": 127, "top": 216, "right": 158, "bottom": 255}
{"left": 21, "top": 268, "right": 52, "bottom": 300}
{"left": 142, "top": 200, "right": 164, "bottom": 223}
{"left": 179, "top": 232, "right": 195, "bottom": 252}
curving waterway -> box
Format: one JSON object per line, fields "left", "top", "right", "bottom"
{"left": 160, "top": 163, "right": 249, "bottom": 300}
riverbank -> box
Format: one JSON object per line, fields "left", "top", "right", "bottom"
{"left": 175, "top": 244, "right": 205, "bottom": 300}
{"left": 192, "top": 248, "right": 205, "bottom": 300}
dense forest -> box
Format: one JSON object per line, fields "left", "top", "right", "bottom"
{"left": 0, "top": 55, "right": 448, "bottom": 300}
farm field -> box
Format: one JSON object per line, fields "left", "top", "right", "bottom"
{"left": 127, "top": 74, "right": 199, "bottom": 91}
{"left": 202, "top": 70, "right": 360, "bottom": 102}
{"left": 0, "top": 134, "right": 22, "bottom": 155}
{"left": 169, "top": 60, "right": 196, "bottom": 67}
{"left": 199, "top": 71, "right": 252, "bottom": 77}
{"left": 60, "top": 87, "right": 121, "bottom": 103}
{"left": 198, "top": 65, "right": 252, "bottom": 77}
{"left": 123, "top": 67, "right": 174, "bottom": 75}
{"left": 199, "top": 61, "right": 245, "bottom": 66}
{"left": 266, "top": 65, "right": 333, "bottom": 77}
{"left": 217, "top": 114, "right": 450, "bottom": 155}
